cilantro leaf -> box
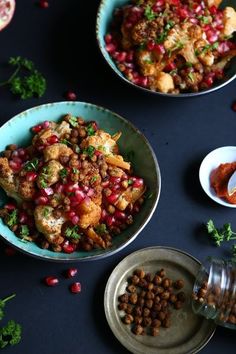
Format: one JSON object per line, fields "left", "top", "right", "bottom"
{"left": 95, "top": 224, "right": 107, "bottom": 235}
{"left": 65, "top": 226, "right": 81, "bottom": 240}
{"left": 83, "top": 145, "right": 95, "bottom": 158}
{"left": 144, "top": 5, "right": 156, "bottom": 21}
{"left": 59, "top": 168, "right": 68, "bottom": 179}
{"left": 24, "top": 158, "right": 39, "bottom": 171}
{"left": 68, "top": 116, "right": 78, "bottom": 127}
{"left": 6, "top": 210, "right": 18, "bottom": 228}
{"left": 19, "top": 225, "right": 30, "bottom": 239}
{"left": 86, "top": 123, "right": 95, "bottom": 136}
{"left": 0, "top": 294, "right": 16, "bottom": 321}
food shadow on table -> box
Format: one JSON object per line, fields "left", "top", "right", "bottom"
{"left": 90, "top": 257, "right": 131, "bottom": 354}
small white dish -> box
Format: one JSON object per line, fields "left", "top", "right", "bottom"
{"left": 199, "top": 146, "right": 236, "bottom": 208}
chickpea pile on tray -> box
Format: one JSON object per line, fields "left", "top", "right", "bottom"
{"left": 118, "top": 268, "right": 186, "bottom": 336}
{"left": 0, "top": 115, "right": 146, "bottom": 253}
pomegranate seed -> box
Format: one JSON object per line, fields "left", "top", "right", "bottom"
{"left": 43, "top": 120, "right": 50, "bottom": 129}
{"left": 74, "top": 189, "right": 85, "bottom": 203}
{"left": 19, "top": 212, "right": 28, "bottom": 224}
{"left": 87, "top": 188, "right": 94, "bottom": 197}
{"left": 70, "top": 282, "right": 81, "bottom": 294}
{"left": 193, "top": 4, "right": 202, "bottom": 14}
{"left": 102, "top": 180, "right": 110, "bottom": 188}
{"left": 178, "top": 7, "right": 189, "bottom": 19}
{"left": 65, "top": 90, "right": 77, "bottom": 101}
{"left": 116, "top": 52, "right": 127, "bottom": 63}
{"left": 32, "top": 124, "right": 42, "bottom": 133}
{"left": 209, "top": 5, "right": 217, "bottom": 14}
{"left": 47, "top": 135, "right": 59, "bottom": 144}
{"left": 11, "top": 150, "right": 19, "bottom": 158}
{"left": 105, "top": 215, "right": 115, "bottom": 227}
{"left": 138, "top": 76, "right": 148, "bottom": 87}
{"left": 154, "top": 44, "right": 165, "bottom": 55}
{"left": 26, "top": 171, "right": 38, "bottom": 182}
{"left": 147, "top": 40, "right": 155, "bottom": 51}
{"left": 101, "top": 209, "right": 108, "bottom": 221}
{"left": 232, "top": 101, "right": 236, "bottom": 112}
{"left": 41, "top": 187, "right": 54, "bottom": 196}
{"left": 105, "top": 33, "right": 112, "bottom": 44}
{"left": 18, "top": 148, "right": 26, "bottom": 157}
{"left": 206, "top": 29, "right": 218, "bottom": 43}
{"left": 114, "top": 210, "right": 126, "bottom": 220}
{"left": 4, "top": 203, "right": 16, "bottom": 210}
{"left": 106, "top": 193, "right": 119, "bottom": 204}
{"left": 95, "top": 150, "right": 102, "bottom": 156}
{"left": 62, "top": 241, "right": 76, "bottom": 253}
{"left": 164, "top": 62, "right": 176, "bottom": 72}
{"left": 9, "top": 160, "right": 21, "bottom": 172}
{"left": 203, "top": 75, "right": 214, "bottom": 87}
{"left": 109, "top": 176, "right": 121, "bottom": 184}
{"left": 132, "top": 178, "right": 144, "bottom": 188}
{"left": 71, "top": 215, "right": 79, "bottom": 225}
{"left": 66, "top": 268, "right": 78, "bottom": 278}
{"left": 169, "top": 0, "right": 180, "bottom": 5}
{"left": 105, "top": 43, "right": 117, "bottom": 53}
{"left": 44, "top": 276, "right": 59, "bottom": 287}
{"left": 35, "top": 196, "right": 49, "bottom": 205}
{"left": 218, "top": 41, "right": 230, "bottom": 54}
{"left": 67, "top": 211, "right": 76, "bottom": 219}
{"left": 4, "top": 246, "right": 16, "bottom": 257}
{"left": 12, "top": 157, "right": 22, "bottom": 164}
{"left": 126, "top": 51, "right": 134, "bottom": 62}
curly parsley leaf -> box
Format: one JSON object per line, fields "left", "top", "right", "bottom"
{"left": 206, "top": 219, "right": 236, "bottom": 247}
{"left": 65, "top": 226, "right": 81, "bottom": 240}
{"left": 6, "top": 210, "right": 18, "bottom": 228}
{"left": 95, "top": 224, "right": 107, "bottom": 235}
{"left": 0, "top": 320, "right": 22, "bottom": 348}
{"left": 144, "top": 5, "right": 156, "bottom": 21}
{"left": 0, "top": 56, "right": 46, "bottom": 99}
{"left": 86, "top": 123, "right": 95, "bottom": 136}
{"left": 83, "top": 145, "right": 95, "bottom": 158}
{"left": 68, "top": 116, "right": 78, "bottom": 127}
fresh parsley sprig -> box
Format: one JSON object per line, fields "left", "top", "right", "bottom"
{"left": 206, "top": 219, "right": 236, "bottom": 247}
{"left": 0, "top": 320, "right": 22, "bottom": 348}
{"left": 0, "top": 56, "right": 46, "bottom": 99}
{"left": 0, "top": 294, "right": 16, "bottom": 321}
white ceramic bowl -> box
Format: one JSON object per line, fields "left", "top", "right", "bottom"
{"left": 199, "top": 146, "right": 236, "bottom": 208}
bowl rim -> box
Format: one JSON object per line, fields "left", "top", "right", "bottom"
{"left": 0, "top": 101, "right": 161, "bottom": 262}
{"left": 199, "top": 145, "right": 236, "bottom": 208}
{"left": 96, "top": 0, "right": 236, "bottom": 98}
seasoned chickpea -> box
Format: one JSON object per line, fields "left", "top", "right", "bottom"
{"left": 143, "top": 307, "right": 150, "bottom": 317}
{"left": 134, "top": 269, "right": 145, "bottom": 279}
{"left": 119, "top": 294, "right": 129, "bottom": 303}
{"left": 174, "top": 279, "right": 185, "bottom": 290}
{"left": 118, "top": 303, "right": 128, "bottom": 311}
{"left": 151, "top": 319, "right": 161, "bottom": 328}
{"left": 150, "top": 327, "right": 160, "bottom": 336}
{"left": 123, "top": 314, "right": 134, "bottom": 324}
{"left": 142, "top": 317, "right": 152, "bottom": 327}
{"left": 130, "top": 275, "right": 140, "bottom": 285}
{"left": 129, "top": 293, "right": 138, "bottom": 305}
{"left": 127, "top": 284, "right": 137, "bottom": 293}
{"left": 132, "top": 325, "right": 144, "bottom": 335}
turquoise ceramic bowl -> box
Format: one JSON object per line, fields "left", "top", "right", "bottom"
{"left": 96, "top": 0, "right": 236, "bottom": 97}
{"left": 0, "top": 102, "right": 161, "bottom": 261}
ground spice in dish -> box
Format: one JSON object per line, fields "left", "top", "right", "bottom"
{"left": 210, "top": 162, "right": 236, "bottom": 204}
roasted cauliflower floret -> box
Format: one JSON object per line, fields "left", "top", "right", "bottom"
{"left": 80, "top": 130, "right": 119, "bottom": 155}
{"left": 194, "top": 39, "right": 215, "bottom": 66}
{"left": 136, "top": 50, "right": 156, "bottom": 76}
{"left": 34, "top": 205, "right": 65, "bottom": 244}
{"left": 44, "top": 143, "right": 73, "bottom": 162}
{"left": 115, "top": 185, "right": 146, "bottom": 211}
{"left": 17, "top": 178, "right": 36, "bottom": 200}
{"left": 55, "top": 121, "right": 71, "bottom": 137}
{"left": 76, "top": 199, "right": 101, "bottom": 229}
{"left": 37, "top": 160, "right": 63, "bottom": 189}
{"left": 150, "top": 72, "right": 174, "bottom": 93}
{"left": 223, "top": 7, "right": 236, "bottom": 36}
{"left": 0, "top": 157, "right": 18, "bottom": 199}
{"left": 164, "top": 23, "right": 204, "bottom": 64}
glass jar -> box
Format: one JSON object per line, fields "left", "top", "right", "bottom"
{"left": 192, "top": 257, "right": 236, "bottom": 329}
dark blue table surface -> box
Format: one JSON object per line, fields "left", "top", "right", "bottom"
{"left": 0, "top": 1, "right": 235, "bottom": 353}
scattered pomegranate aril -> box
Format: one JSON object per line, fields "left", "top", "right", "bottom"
{"left": 232, "top": 101, "right": 236, "bottom": 112}
{"left": 71, "top": 215, "right": 79, "bottom": 225}
{"left": 105, "top": 43, "right": 117, "bottom": 53}
{"left": 41, "top": 187, "right": 54, "bottom": 196}
{"left": 4, "top": 246, "right": 16, "bottom": 257}
{"left": 9, "top": 160, "right": 21, "bottom": 172}
{"left": 35, "top": 196, "right": 49, "bottom": 205}
{"left": 106, "top": 193, "right": 119, "bottom": 204}
{"left": 209, "top": 5, "right": 217, "bottom": 14}
{"left": 147, "top": 40, "right": 155, "bottom": 51}
{"left": 39, "top": 0, "right": 49, "bottom": 9}
{"left": 66, "top": 268, "right": 78, "bottom": 278}
{"left": 65, "top": 90, "right": 77, "bottom": 101}
{"left": 154, "top": 44, "right": 165, "bottom": 55}
{"left": 43, "top": 120, "right": 50, "bottom": 129}
{"left": 32, "top": 124, "right": 42, "bottom": 133}
{"left": 105, "top": 33, "right": 112, "bottom": 44}
{"left": 132, "top": 178, "right": 144, "bottom": 188}
{"left": 44, "top": 276, "right": 59, "bottom": 287}
{"left": 19, "top": 211, "right": 28, "bottom": 224}
{"left": 105, "top": 215, "right": 115, "bottom": 227}
{"left": 70, "top": 282, "right": 81, "bottom": 294}
{"left": 164, "top": 62, "right": 176, "bottom": 72}
{"left": 109, "top": 176, "right": 121, "bottom": 184}
{"left": 114, "top": 210, "right": 126, "bottom": 220}
{"left": 116, "top": 51, "right": 127, "bottom": 63}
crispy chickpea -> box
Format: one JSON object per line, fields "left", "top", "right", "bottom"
{"left": 174, "top": 301, "right": 183, "bottom": 310}
{"left": 119, "top": 294, "right": 129, "bottom": 303}
{"left": 134, "top": 316, "right": 143, "bottom": 325}
{"left": 127, "top": 284, "right": 137, "bottom": 293}
{"left": 198, "top": 288, "right": 207, "bottom": 298}
{"left": 130, "top": 275, "right": 140, "bottom": 285}
{"left": 174, "top": 279, "right": 185, "bottom": 290}
{"left": 157, "top": 311, "right": 166, "bottom": 321}
{"left": 160, "top": 300, "right": 168, "bottom": 308}
{"left": 132, "top": 325, "right": 144, "bottom": 335}
{"left": 145, "top": 273, "right": 152, "bottom": 282}
{"left": 142, "top": 317, "right": 152, "bottom": 327}
{"left": 118, "top": 303, "right": 128, "bottom": 311}
{"left": 125, "top": 304, "right": 133, "bottom": 314}
{"left": 162, "top": 318, "right": 171, "bottom": 328}
{"left": 147, "top": 282, "right": 154, "bottom": 291}
{"left": 156, "top": 286, "right": 164, "bottom": 294}
{"left": 151, "top": 319, "right": 161, "bottom": 328}
{"left": 134, "top": 269, "right": 145, "bottom": 279}
{"left": 153, "top": 275, "right": 162, "bottom": 285}
{"left": 146, "top": 291, "right": 154, "bottom": 300}
{"left": 139, "top": 290, "right": 147, "bottom": 298}
{"left": 153, "top": 303, "right": 162, "bottom": 312}
{"left": 143, "top": 308, "right": 150, "bottom": 317}
{"left": 139, "top": 279, "right": 148, "bottom": 288}
{"left": 123, "top": 314, "right": 134, "bottom": 324}
{"left": 157, "top": 269, "right": 166, "bottom": 278}
{"left": 150, "top": 327, "right": 160, "bottom": 336}
{"left": 133, "top": 306, "right": 142, "bottom": 317}
{"left": 137, "top": 298, "right": 145, "bottom": 307}
{"left": 169, "top": 294, "right": 177, "bottom": 304}
{"left": 145, "top": 299, "right": 153, "bottom": 309}
{"left": 129, "top": 293, "right": 138, "bottom": 305}
{"left": 162, "top": 278, "right": 172, "bottom": 288}
{"left": 160, "top": 291, "right": 170, "bottom": 300}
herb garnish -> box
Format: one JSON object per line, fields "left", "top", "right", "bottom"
{"left": 128, "top": 179, "right": 134, "bottom": 185}
{"left": 24, "top": 158, "right": 39, "bottom": 171}
{"left": 0, "top": 294, "right": 16, "bottom": 321}
{"left": 86, "top": 123, "right": 95, "bottom": 136}
{"left": 59, "top": 168, "right": 68, "bottom": 179}
{"left": 43, "top": 207, "right": 50, "bottom": 218}
{"left": 72, "top": 168, "right": 79, "bottom": 174}
{"left": 95, "top": 224, "right": 107, "bottom": 235}
{"left": 65, "top": 225, "right": 81, "bottom": 240}
{"left": 39, "top": 166, "right": 49, "bottom": 188}
{"left": 0, "top": 294, "right": 21, "bottom": 349}
{"left": 206, "top": 219, "right": 236, "bottom": 247}
{"left": 19, "top": 225, "right": 30, "bottom": 240}
{"left": 68, "top": 116, "right": 78, "bottom": 127}
{"left": 144, "top": 5, "right": 156, "bottom": 21}
{"left": 0, "top": 320, "right": 22, "bottom": 348}
{"left": 195, "top": 42, "right": 219, "bottom": 56}
{"left": 60, "top": 139, "right": 72, "bottom": 146}
{"left": 90, "top": 176, "right": 98, "bottom": 184}
{"left": 0, "top": 56, "right": 46, "bottom": 99}
{"left": 83, "top": 145, "right": 95, "bottom": 158}
{"left": 6, "top": 210, "right": 18, "bottom": 228}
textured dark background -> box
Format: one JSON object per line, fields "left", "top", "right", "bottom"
{"left": 0, "top": 1, "right": 236, "bottom": 353}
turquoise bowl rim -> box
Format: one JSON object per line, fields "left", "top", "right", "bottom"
{"left": 96, "top": 0, "right": 236, "bottom": 98}
{"left": 0, "top": 101, "right": 161, "bottom": 262}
